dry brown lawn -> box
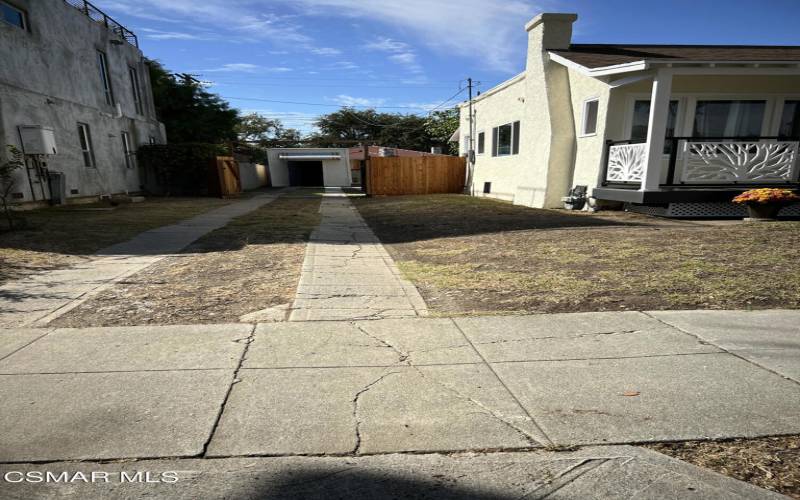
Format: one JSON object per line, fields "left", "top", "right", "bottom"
{"left": 51, "top": 194, "right": 321, "bottom": 327}
{"left": 352, "top": 194, "right": 800, "bottom": 315}
{"left": 0, "top": 196, "right": 241, "bottom": 285}
{"left": 647, "top": 436, "right": 800, "bottom": 498}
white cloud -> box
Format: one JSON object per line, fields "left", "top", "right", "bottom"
{"left": 289, "top": 0, "right": 542, "bottom": 72}
{"left": 103, "top": 1, "right": 313, "bottom": 46}
{"left": 364, "top": 36, "right": 424, "bottom": 74}
{"left": 311, "top": 47, "right": 342, "bottom": 56}
{"left": 363, "top": 37, "right": 409, "bottom": 52}
{"left": 328, "top": 61, "right": 360, "bottom": 70}
{"left": 104, "top": 0, "right": 542, "bottom": 72}
{"left": 203, "top": 63, "right": 293, "bottom": 73}
{"left": 139, "top": 28, "right": 213, "bottom": 40}
{"left": 331, "top": 95, "right": 387, "bottom": 107}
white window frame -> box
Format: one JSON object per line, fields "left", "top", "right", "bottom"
{"left": 476, "top": 130, "right": 485, "bottom": 155}
{"left": 769, "top": 96, "right": 800, "bottom": 137}
{"left": 0, "top": 1, "right": 27, "bottom": 30}
{"left": 97, "top": 50, "right": 114, "bottom": 106}
{"left": 492, "top": 121, "right": 519, "bottom": 157}
{"left": 77, "top": 123, "right": 95, "bottom": 168}
{"left": 580, "top": 97, "right": 600, "bottom": 137}
{"left": 121, "top": 131, "right": 134, "bottom": 169}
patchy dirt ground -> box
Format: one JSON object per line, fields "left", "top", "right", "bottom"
{"left": 352, "top": 194, "right": 800, "bottom": 315}
{"left": 647, "top": 436, "right": 800, "bottom": 498}
{"left": 51, "top": 194, "right": 321, "bottom": 327}
{"left": 0, "top": 196, "right": 238, "bottom": 285}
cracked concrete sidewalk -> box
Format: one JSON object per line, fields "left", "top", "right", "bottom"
{"left": 0, "top": 309, "right": 797, "bottom": 497}
{"left": 289, "top": 188, "right": 427, "bottom": 321}
{"left": 0, "top": 193, "right": 283, "bottom": 329}
{"left": 0, "top": 309, "right": 797, "bottom": 498}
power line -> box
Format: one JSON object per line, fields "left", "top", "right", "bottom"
{"left": 221, "top": 96, "right": 440, "bottom": 110}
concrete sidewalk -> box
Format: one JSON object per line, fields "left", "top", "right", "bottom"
{"left": 0, "top": 309, "right": 797, "bottom": 497}
{"left": 0, "top": 193, "right": 282, "bottom": 328}
{"left": 0, "top": 446, "right": 785, "bottom": 499}
{"left": 0, "top": 309, "right": 797, "bottom": 463}
{"left": 290, "top": 189, "right": 427, "bottom": 321}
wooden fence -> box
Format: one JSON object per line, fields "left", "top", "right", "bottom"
{"left": 208, "top": 156, "right": 242, "bottom": 197}
{"left": 365, "top": 156, "right": 466, "bottom": 196}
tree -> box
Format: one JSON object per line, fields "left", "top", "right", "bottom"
{"left": 147, "top": 59, "right": 239, "bottom": 144}
{"left": 308, "top": 108, "right": 445, "bottom": 152}
{"left": 425, "top": 108, "right": 459, "bottom": 154}
{"left": 0, "top": 145, "right": 24, "bottom": 230}
{"left": 235, "top": 113, "right": 302, "bottom": 147}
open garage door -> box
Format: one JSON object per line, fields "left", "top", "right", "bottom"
{"left": 288, "top": 160, "right": 324, "bottom": 186}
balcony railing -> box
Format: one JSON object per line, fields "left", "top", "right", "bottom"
{"left": 64, "top": 0, "right": 138, "bottom": 47}
{"left": 603, "top": 137, "right": 800, "bottom": 188}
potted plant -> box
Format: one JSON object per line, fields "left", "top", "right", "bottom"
{"left": 732, "top": 188, "right": 800, "bottom": 220}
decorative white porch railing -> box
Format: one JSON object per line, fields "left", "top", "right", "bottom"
{"left": 606, "top": 143, "right": 647, "bottom": 182}
{"left": 680, "top": 141, "right": 799, "bottom": 183}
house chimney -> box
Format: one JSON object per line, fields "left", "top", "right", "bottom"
{"left": 525, "top": 13, "right": 577, "bottom": 52}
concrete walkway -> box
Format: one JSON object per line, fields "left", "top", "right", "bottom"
{"left": 0, "top": 193, "right": 281, "bottom": 328}
{"left": 0, "top": 309, "right": 797, "bottom": 497}
{"left": 290, "top": 188, "right": 427, "bottom": 321}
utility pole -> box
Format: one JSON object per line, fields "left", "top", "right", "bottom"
{"left": 464, "top": 77, "right": 475, "bottom": 194}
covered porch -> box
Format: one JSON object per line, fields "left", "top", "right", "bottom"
{"left": 592, "top": 66, "right": 800, "bottom": 208}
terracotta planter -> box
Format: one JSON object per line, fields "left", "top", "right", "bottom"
{"left": 746, "top": 203, "right": 782, "bottom": 220}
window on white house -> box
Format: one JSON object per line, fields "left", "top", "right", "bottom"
{"left": 149, "top": 136, "right": 157, "bottom": 145}
{"left": 462, "top": 134, "right": 470, "bottom": 156}
{"left": 631, "top": 99, "right": 679, "bottom": 153}
{"left": 581, "top": 99, "right": 599, "bottom": 136}
{"left": 692, "top": 100, "right": 765, "bottom": 138}
{"left": 97, "top": 51, "right": 114, "bottom": 106}
{"left": 477, "top": 131, "right": 485, "bottom": 154}
{"left": 129, "top": 67, "right": 143, "bottom": 115}
{"left": 492, "top": 121, "right": 520, "bottom": 156}
{"left": 77, "top": 123, "right": 95, "bottom": 168}
{"left": 1, "top": 1, "right": 26, "bottom": 30}
{"left": 778, "top": 100, "right": 800, "bottom": 138}
{"left": 121, "top": 131, "right": 134, "bottom": 169}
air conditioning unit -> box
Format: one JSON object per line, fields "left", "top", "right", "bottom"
{"left": 19, "top": 126, "right": 58, "bottom": 155}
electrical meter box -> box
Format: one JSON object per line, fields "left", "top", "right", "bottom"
{"left": 19, "top": 126, "right": 58, "bottom": 155}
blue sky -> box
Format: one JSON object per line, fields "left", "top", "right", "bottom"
{"left": 97, "top": 0, "right": 800, "bottom": 133}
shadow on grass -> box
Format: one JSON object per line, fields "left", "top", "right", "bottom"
{"left": 352, "top": 194, "right": 652, "bottom": 244}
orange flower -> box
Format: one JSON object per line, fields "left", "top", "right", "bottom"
{"left": 732, "top": 188, "right": 800, "bottom": 205}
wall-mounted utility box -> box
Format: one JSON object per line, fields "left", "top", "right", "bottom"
{"left": 18, "top": 126, "right": 58, "bottom": 155}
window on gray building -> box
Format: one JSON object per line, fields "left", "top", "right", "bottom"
{"left": 129, "top": 67, "right": 143, "bottom": 115}
{"left": 121, "top": 131, "right": 134, "bottom": 169}
{"left": 97, "top": 51, "right": 114, "bottom": 106}
{"left": 0, "top": 1, "right": 26, "bottom": 30}
{"left": 77, "top": 123, "right": 95, "bottom": 167}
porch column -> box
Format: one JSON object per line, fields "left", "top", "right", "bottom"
{"left": 640, "top": 68, "right": 673, "bottom": 191}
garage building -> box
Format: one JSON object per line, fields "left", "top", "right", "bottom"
{"left": 267, "top": 148, "right": 352, "bottom": 187}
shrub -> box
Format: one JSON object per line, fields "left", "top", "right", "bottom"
{"left": 1, "top": 145, "right": 24, "bottom": 230}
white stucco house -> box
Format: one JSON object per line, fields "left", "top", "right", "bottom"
{"left": 458, "top": 13, "right": 800, "bottom": 217}
{"left": 266, "top": 148, "right": 351, "bottom": 187}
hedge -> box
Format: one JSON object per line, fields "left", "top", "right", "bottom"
{"left": 137, "top": 143, "right": 229, "bottom": 196}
